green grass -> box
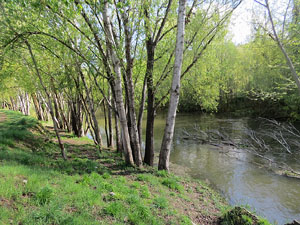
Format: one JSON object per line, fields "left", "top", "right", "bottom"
{"left": 0, "top": 110, "right": 247, "bottom": 224}
{"left": 220, "top": 207, "right": 272, "bottom": 225}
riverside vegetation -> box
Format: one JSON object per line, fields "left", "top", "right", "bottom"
{"left": 1, "top": 0, "right": 300, "bottom": 171}
{"left": 0, "top": 110, "right": 273, "bottom": 224}
{"left": 0, "top": 0, "right": 300, "bottom": 224}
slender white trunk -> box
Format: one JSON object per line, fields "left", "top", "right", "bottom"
{"left": 102, "top": 0, "right": 134, "bottom": 166}
{"left": 107, "top": 87, "right": 114, "bottom": 148}
{"left": 121, "top": 8, "right": 143, "bottom": 167}
{"left": 158, "top": 0, "right": 186, "bottom": 171}
{"left": 18, "top": 94, "right": 25, "bottom": 114}
{"left": 78, "top": 66, "right": 103, "bottom": 147}
{"left": 25, "top": 93, "right": 30, "bottom": 115}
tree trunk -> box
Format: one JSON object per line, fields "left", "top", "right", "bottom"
{"left": 25, "top": 40, "right": 67, "bottom": 160}
{"left": 103, "top": 0, "right": 134, "bottom": 166}
{"left": 103, "top": 100, "right": 109, "bottom": 146}
{"left": 114, "top": 101, "right": 122, "bottom": 153}
{"left": 159, "top": 0, "right": 186, "bottom": 171}
{"left": 69, "top": 97, "right": 84, "bottom": 137}
{"left": 25, "top": 93, "right": 30, "bottom": 115}
{"left": 108, "top": 87, "right": 114, "bottom": 148}
{"left": 121, "top": 10, "right": 143, "bottom": 167}
{"left": 137, "top": 76, "right": 147, "bottom": 145}
{"left": 142, "top": 0, "right": 174, "bottom": 166}
{"left": 38, "top": 93, "right": 49, "bottom": 121}
{"left": 10, "top": 97, "right": 17, "bottom": 111}
{"left": 57, "top": 93, "right": 70, "bottom": 132}
{"left": 52, "top": 89, "right": 64, "bottom": 129}
{"left": 78, "top": 66, "right": 103, "bottom": 148}
{"left": 18, "top": 93, "right": 26, "bottom": 115}
{"left": 144, "top": 43, "right": 155, "bottom": 166}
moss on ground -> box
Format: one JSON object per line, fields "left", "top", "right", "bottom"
{"left": 0, "top": 110, "right": 269, "bottom": 224}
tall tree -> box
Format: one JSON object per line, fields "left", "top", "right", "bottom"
{"left": 255, "top": 0, "right": 300, "bottom": 95}
{"left": 159, "top": 0, "right": 186, "bottom": 171}
{"left": 102, "top": 0, "right": 135, "bottom": 166}
{"left": 142, "top": 0, "right": 174, "bottom": 166}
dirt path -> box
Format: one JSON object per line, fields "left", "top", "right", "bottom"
{"left": 0, "top": 112, "right": 6, "bottom": 122}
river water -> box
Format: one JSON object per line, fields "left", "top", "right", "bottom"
{"left": 96, "top": 112, "right": 300, "bottom": 224}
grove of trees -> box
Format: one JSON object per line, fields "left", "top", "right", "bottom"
{"left": 0, "top": 0, "right": 299, "bottom": 170}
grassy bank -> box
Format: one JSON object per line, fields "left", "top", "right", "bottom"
{"left": 0, "top": 110, "right": 270, "bottom": 225}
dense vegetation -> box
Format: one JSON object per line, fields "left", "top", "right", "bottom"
{"left": 0, "top": 0, "right": 299, "bottom": 223}
{"left": 0, "top": 0, "right": 299, "bottom": 168}
{"left": 180, "top": 22, "right": 300, "bottom": 119}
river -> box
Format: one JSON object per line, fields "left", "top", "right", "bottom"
{"left": 96, "top": 112, "right": 300, "bottom": 224}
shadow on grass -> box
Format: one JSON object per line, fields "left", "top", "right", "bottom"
{"left": 0, "top": 110, "right": 153, "bottom": 177}
{"left": 0, "top": 144, "right": 153, "bottom": 177}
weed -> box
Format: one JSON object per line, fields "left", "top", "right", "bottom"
{"left": 131, "top": 181, "right": 141, "bottom": 189}
{"left": 220, "top": 207, "right": 272, "bottom": 225}
{"left": 140, "top": 186, "right": 151, "bottom": 198}
{"left": 126, "top": 194, "right": 140, "bottom": 204}
{"left": 161, "top": 177, "right": 184, "bottom": 192}
{"left": 156, "top": 170, "right": 169, "bottom": 177}
{"left": 35, "top": 186, "right": 53, "bottom": 205}
{"left": 136, "top": 174, "right": 151, "bottom": 182}
{"left": 103, "top": 201, "right": 126, "bottom": 219}
{"left": 128, "top": 204, "right": 152, "bottom": 224}
{"left": 102, "top": 172, "right": 111, "bottom": 179}
{"left": 153, "top": 197, "right": 168, "bottom": 209}
{"left": 180, "top": 215, "right": 193, "bottom": 225}
{"left": 258, "top": 218, "right": 272, "bottom": 225}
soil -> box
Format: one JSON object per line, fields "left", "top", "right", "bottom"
{"left": 0, "top": 112, "right": 6, "bottom": 122}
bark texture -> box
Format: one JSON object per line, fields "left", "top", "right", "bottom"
{"left": 102, "top": 0, "right": 134, "bottom": 166}
{"left": 159, "top": 0, "right": 186, "bottom": 171}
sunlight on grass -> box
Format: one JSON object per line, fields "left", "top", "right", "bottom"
{"left": 0, "top": 110, "right": 238, "bottom": 224}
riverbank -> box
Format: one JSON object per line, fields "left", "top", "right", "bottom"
{"left": 0, "top": 110, "right": 271, "bottom": 224}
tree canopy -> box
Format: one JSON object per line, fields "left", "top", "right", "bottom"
{"left": 0, "top": 0, "right": 299, "bottom": 169}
